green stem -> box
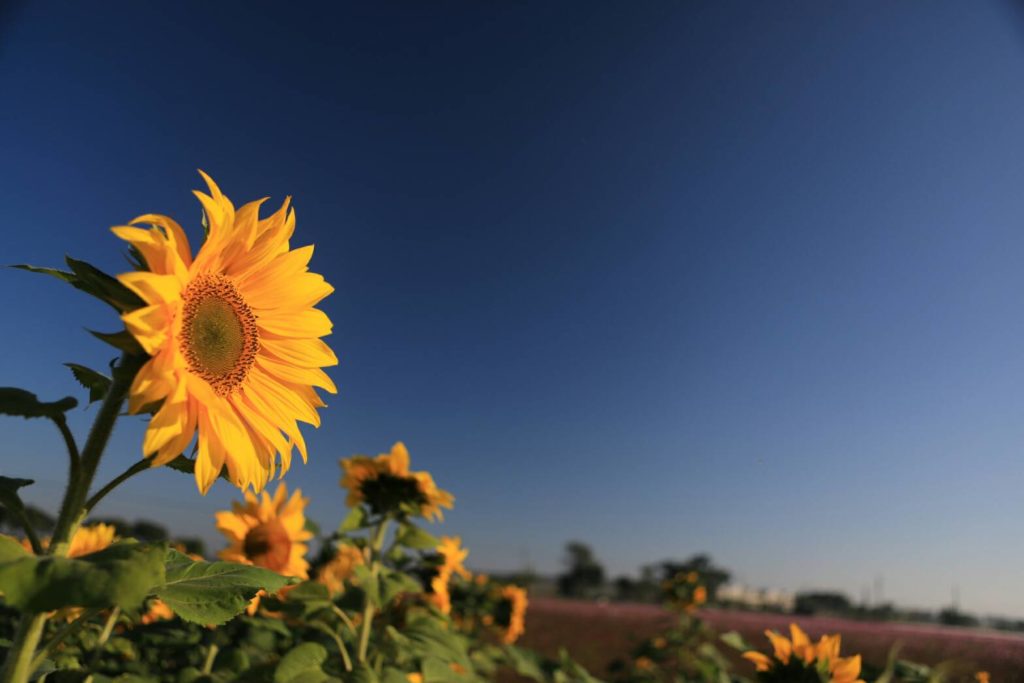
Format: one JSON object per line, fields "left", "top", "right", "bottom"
{"left": 87, "top": 607, "right": 120, "bottom": 671}
{"left": 331, "top": 604, "right": 358, "bottom": 635}
{"left": 312, "top": 622, "right": 353, "bottom": 673}
{"left": 201, "top": 644, "right": 219, "bottom": 675}
{"left": 0, "top": 353, "right": 142, "bottom": 683}
{"left": 29, "top": 609, "right": 101, "bottom": 673}
{"left": 83, "top": 459, "right": 153, "bottom": 515}
{"left": 356, "top": 517, "right": 390, "bottom": 663}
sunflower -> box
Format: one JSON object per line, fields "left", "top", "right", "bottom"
{"left": 340, "top": 442, "right": 454, "bottom": 521}
{"left": 315, "top": 543, "right": 364, "bottom": 596}
{"left": 215, "top": 482, "right": 311, "bottom": 579}
{"left": 496, "top": 585, "right": 527, "bottom": 645}
{"left": 742, "top": 623, "right": 864, "bottom": 683}
{"left": 20, "top": 523, "right": 118, "bottom": 557}
{"left": 112, "top": 172, "right": 337, "bottom": 493}
{"left": 428, "top": 536, "right": 471, "bottom": 614}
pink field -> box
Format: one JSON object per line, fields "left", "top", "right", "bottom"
{"left": 518, "top": 598, "right": 1024, "bottom": 681}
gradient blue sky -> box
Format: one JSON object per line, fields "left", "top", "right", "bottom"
{"left": 3, "top": 1, "right": 1024, "bottom": 617}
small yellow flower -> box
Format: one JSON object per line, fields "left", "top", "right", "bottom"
{"left": 635, "top": 657, "right": 655, "bottom": 672}
{"left": 316, "top": 544, "right": 364, "bottom": 596}
{"left": 114, "top": 172, "right": 337, "bottom": 494}
{"left": 976, "top": 673, "right": 991, "bottom": 683}
{"left": 340, "top": 442, "right": 454, "bottom": 521}
{"left": 406, "top": 674, "right": 423, "bottom": 683}
{"left": 215, "top": 482, "right": 311, "bottom": 578}
{"left": 141, "top": 598, "right": 175, "bottom": 624}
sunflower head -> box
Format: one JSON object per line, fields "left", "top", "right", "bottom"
{"left": 113, "top": 172, "right": 337, "bottom": 494}
{"left": 339, "top": 443, "right": 454, "bottom": 521}
{"left": 315, "top": 543, "right": 365, "bottom": 596}
{"left": 215, "top": 482, "right": 312, "bottom": 578}
{"left": 742, "top": 624, "right": 864, "bottom": 683}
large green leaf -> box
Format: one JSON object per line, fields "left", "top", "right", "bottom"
{"left": 13, "top": 258, "right": 144, "bottom": 313}
{"left": 0, "top": 388, "right": 77, "bottom": 420}
{"left": 274, "top": 643, "right": 328, "bottom": 683}
{"left": 0, "top": 477, "right": 34, "bottom": 519}
{"left": 0, "top": 534, "right": 30, "bottom": 562}
{"left": 0, "top": 541, "right": 166, "bottom": 612}
{"left": 153, "top": 549, "right": 291, "bottom": 625}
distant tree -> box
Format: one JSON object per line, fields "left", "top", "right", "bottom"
{"left": 175, "top": 537, "right": 206, "bottom": 558}
{"left": 557, "top": 541, "right": 605, "bottom": 598}
{"left": 656, "top": 554, "right": 731, "bottom": 602}
{"left": 938, "top": 607, "right": 979, "bottom": 627}
{"left": 794, "top": 591, "right": 852, "bottom": 616}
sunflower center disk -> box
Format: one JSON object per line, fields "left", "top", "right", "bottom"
{"left": 180, "top": 274, "right": 259, "bottom": 396}
{"left": 243, "top": 519, "right": 292, "bottom": 572}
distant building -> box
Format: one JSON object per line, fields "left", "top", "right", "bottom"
{"left": 717, "top": 584, "right": 795, "bottom": 612}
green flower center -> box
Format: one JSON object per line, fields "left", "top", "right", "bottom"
{"left": 180, "top": 274, "right": 259, "bottom": 395}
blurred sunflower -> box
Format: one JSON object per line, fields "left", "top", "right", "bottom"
{"left": 340, "top": 442, "right": 453, "bottom": 521}
{"left": 742, "top": 623, "right": 863, "bottom": 683}
{"left": 20, "top": 523, "right": 118, "bottom": 557}
{"left": 113, "top": 172, "right": 337, "bottom": 493}
{"left": 315, "top": 543, "right": 364, "bottom": 596}
{"left": 496, "top": 585, "right": 528, "bottom": 645}
{"left": 215, "top": 482, "right": 311, "bottom": 579}
{"left": 428, "top": 536, "right": 471, "bottom": 614}
{"left": 141, "top": 598, "right": 175, "bottom": 625}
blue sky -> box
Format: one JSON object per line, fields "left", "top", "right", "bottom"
{"left": 3, "top": 1, "right": 1024, "bottom": 617}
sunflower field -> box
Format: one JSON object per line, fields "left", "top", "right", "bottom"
{"left": 0, "top": 177, "right": 991, "bottom": 683}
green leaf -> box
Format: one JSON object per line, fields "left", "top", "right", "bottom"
{"left": 502, "top": 646, "right": 545, "bottom": 682}
{"left": 337, "top": 507, "right": 366, "bottom": 533}
{"left": 278, "top": 581, "right": 332, "bottom": 617}
{"left": 0, "top": 476, "right": 33, "bottom": 516}
{"left": 380, "top": 669, "right": 409, "bottom": 683}
{"left": 303, "top": 518, "right": 321, "bottom": 537}
{"left": 0, "top": 388, "right": 77, "bottom": 420}
{"left": 0, "top": 541, "right": 166, "bottom": 612}
{"left": 0, "top": 534, "right": 30, "bottom": 562}
{"left": 349, "top": 665, "right": 378, "bottom": 683}
{"left": 65, "top": 257, "right": 145, "bottom": 312}
{"left": 88, "top": 329, "right": 145, "bottom": 355}
{"left": 12, "top": 260, "right": 144, "bottom": 313}
{"left": 274, "top": 643, "right": 328, "bottom": 683}
{"left": 154, "top": 549, "right": 292, "bottom": 626}
{"left": 65, "top": 364, "right": 112, "bottom": 404}
{"left": 422, "top": 658, "right": 458, "bottom": 683}
{"left": 11, "top": 264, "right": 76, "bottom": 284}
{"left": 394, "top": 524, "right": 439, "bottom": 550}
{"left": 380, "top": 568, "right": 422, "bottom": 604}
{"left": 719, "top": 631, "right": 752, "bottom": 652}
{"left": 165, "top": 456, "right": 230, "bottom": 484}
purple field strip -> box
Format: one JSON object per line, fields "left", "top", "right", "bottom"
{"left": 520, "top": 599, "right": 1024, "bottom": 681}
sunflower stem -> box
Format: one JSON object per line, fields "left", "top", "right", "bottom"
{"left": 356, "top": 516, "right": 390, "bottom": 663}
{"left": 201, "top": 644, "right": 219, "bottom": 676}
{"left": 87, "top": 607, "right": 120, "bottom": 672}
{"left": 29, "top": 609, "right": 101, "bottom": 673}
{"left": 0, "top": 353, "right": 143, "bottom": 683}
{"left": 84, "top": 458, "right": 153, "bottom": 515}
{"left": 312, "top": 622, "right": 353, "bottom": 673}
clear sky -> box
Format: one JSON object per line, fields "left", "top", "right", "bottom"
{"left": 3, "top": 1, "right": 1024, "bottom": 618}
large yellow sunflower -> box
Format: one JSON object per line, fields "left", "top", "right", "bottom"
{"left": 113, "top": 172, "right": 337, "bottom": 493}
{"left": 215, "top": 482, "right": 311, "bottom": 579}
{"left": 742, "top": 623, "right": 864, "bottom": 683}
{"left": 339, "top": 442, "right": 454, "bottom": 521}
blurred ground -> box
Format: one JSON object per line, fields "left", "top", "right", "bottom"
{"left": 516, "top": 598, "right": 1024, "bottom": 681}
